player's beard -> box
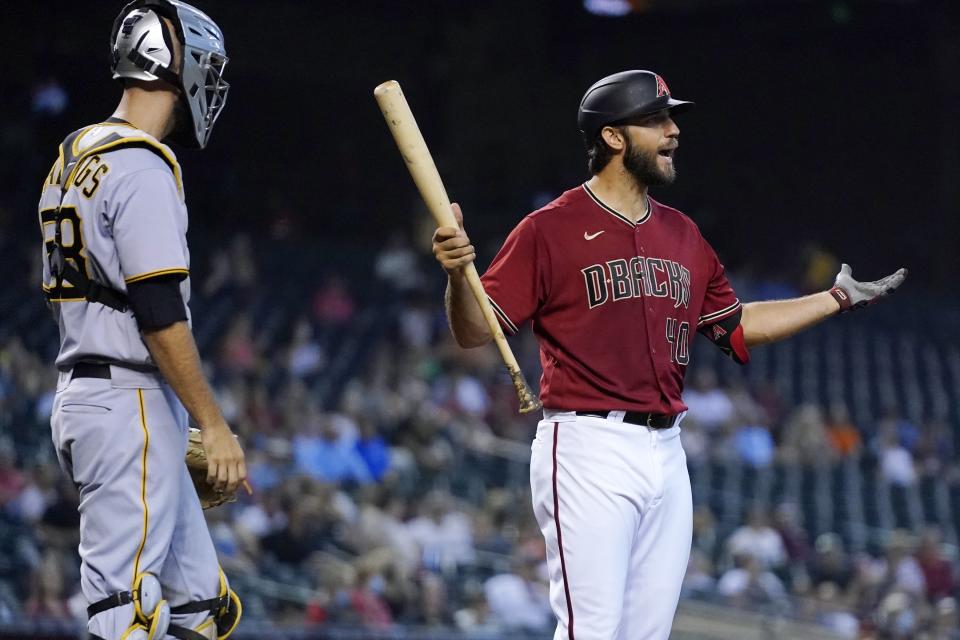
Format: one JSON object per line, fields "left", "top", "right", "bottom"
{"left": 623, "top": 136, "right": 676, "bottom": 188}
{"left": 171, "top": 98, "right": 191, "bottom": 139}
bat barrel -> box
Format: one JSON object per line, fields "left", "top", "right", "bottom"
{"left": 375, "top": 80, "right": 542, "bottom": 414}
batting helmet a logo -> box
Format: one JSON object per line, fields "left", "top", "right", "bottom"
{"left": 655, "top": 75, "right": 670, "bottom": 98}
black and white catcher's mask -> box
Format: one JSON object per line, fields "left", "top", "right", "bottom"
{"left": 109, "top": 0, "right": 229, "bottom": 148}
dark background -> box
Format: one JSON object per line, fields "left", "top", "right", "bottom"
{"left": 3, "top": 0, "right": 958, "bottom": 290}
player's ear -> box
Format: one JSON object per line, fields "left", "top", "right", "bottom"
{"left": 601, "top": 125, "right": 625, "bottom": 152}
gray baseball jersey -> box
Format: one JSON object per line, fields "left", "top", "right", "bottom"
{"left": 39, "top": 121, "right": 192, "bottom": 368}
{"left": 40, "top": 120, "right": 226, "bottom": 640}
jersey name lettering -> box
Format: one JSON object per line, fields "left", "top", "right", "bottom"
{"left": 582, "top": 256, "right": 690, "bottom": 310}
{"left": 73, "top": 155, "right": 110, "bottom": 198}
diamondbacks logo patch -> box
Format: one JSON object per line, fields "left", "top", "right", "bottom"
{"left": 655, "top": 75, "right": 670, "bottom": 97}
{"left": 712, "top": 324, "right": 727, "bottom": 341}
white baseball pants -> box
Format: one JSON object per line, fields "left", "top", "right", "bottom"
{"left": 530, "top": 410, "right": 692, "bottom": 640}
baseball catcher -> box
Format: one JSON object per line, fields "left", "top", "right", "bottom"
{"left": 39, "top": 1, "right": 246, "bottom": 638}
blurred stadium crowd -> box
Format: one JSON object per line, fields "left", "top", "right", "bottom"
{"left": 2, "top": 230, "right": 960, "bottom": 639}
{"left": 3, "top": 73, "right": 960, "bottom": 640}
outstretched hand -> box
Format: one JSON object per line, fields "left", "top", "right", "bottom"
{"left": 831, "top": 263, "right": 908, "bottom": 312}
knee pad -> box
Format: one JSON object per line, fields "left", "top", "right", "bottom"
{"left": 133, "top": 572, "right": 170, "bottom": 640}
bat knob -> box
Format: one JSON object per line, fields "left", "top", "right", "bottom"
{"left": 509, "top": 368, "right": 543, "bottom": 414}
{"left": 518, "top": 395, "right": 544, "bottom": 414}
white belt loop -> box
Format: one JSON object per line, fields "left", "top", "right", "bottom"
{"left": 608, "top": 410, "right": 626, "bottom": 423}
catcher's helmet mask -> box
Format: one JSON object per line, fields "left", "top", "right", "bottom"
{"left": 110, "top": 0, "right": 229, "bottom": 149}
{"left": 578, "top": 70, "right": 693, "bottom": 145}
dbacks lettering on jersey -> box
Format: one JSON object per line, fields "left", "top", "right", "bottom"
{"left": 582, "top": 256, "right": 691, "bottom": 310}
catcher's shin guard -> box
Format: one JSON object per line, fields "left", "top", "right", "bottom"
{"left": 169, "top": 568, "right": 242, "bottom": 640}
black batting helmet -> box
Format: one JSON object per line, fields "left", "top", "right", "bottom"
{"left": 578, "top": 70, "right": 694, "bottom": 143}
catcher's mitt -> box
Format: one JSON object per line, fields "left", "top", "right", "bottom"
{"left": 186, "top": 428, "right": 238, "bottom": 509}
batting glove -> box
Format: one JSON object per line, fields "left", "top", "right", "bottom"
{"left": 829, "top": 263, "right": 907, "bottom": 312}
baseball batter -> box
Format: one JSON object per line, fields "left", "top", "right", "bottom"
{"left": 432, "top": 70, "right": 907, "bottom": 639}
{"left": 38, "top": 2, "right": 245, "bottom": 639}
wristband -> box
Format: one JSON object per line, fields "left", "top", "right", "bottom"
{"left": 829, "top": 286, "right": 852, "bottom": 312}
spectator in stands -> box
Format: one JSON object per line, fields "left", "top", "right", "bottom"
{"left": 313, "top": 274, "right": 356, "bottom": 327}
{"left": 727, "top": 507, "right": 787, "bottom": 570}
{"left": 415, "top": 571, "right": 451, "bottom": 627}
{"left": 779, "top": 403, "right": 832, "bottom": 464}
{"left": 355, "top": 416, "right": 391, "bottom": 482}
{"left": 294, "top": 412, "right": 373, "bottom": 485}
{"left": 877, "top": 408, "right": 922, "bottom": 453}
{"left": 395, "top": 409, "right": 455, "bottom": 483}
{"left": 881, "top": 530, "right": 926, "bottom": 597}
{"left": 23, "top": 551, "right": 70, "bottom": 620}
{"left": 235, "top": 485, "right": 287, "bottom": 542}
{"left": 678, "top": 418, "right": 708, "bottom": 464}
{"left": 682, "top": 368, "right": 734, "bottom": 434}
{"left": 349, "top": 567, "right": 394, "bottom": 629}
{"left": 352, "top": 491, "right": 420, "bottom": 573}
{"left": 717, "top": 553, "right": 789, "bottom": 608}
{"left": 930, "top": 596, "right": 960, "bottom": 640}
{"left": 471, "top": 492, "right": 515, "bottom": 557}
{"left": 691, "top": 505, "right": 719, "bottom": 559}
{"left": 201, "top": 234, "right": 259, "bottom": 299}
{"left": 219, "top": 313, "right": 259, "bottom": 376}
{"left": 375, "top": 231, "right": 424, "bottom": 295}
{"left": 453, "top": 580, "right": 499, "bottom": 632}
{"left": 397, "top": 294, "right": 437, "bottom": 351}
{"left": 813, "top": 582, "right": 859, "bottom": 639}
{"left": 405, "top": 490, "right": 475, "bottom": 571}
{"left": 682, "top": 549, "right": 717, "bottom": 598}
{"left": 773, "top": 502, "right": 810, "bottom": 567}
{"left": 440, "top": 365, "right": 491, "bottom": 419}
{"left": 246, "top": 436, "right": 293, "bottom": 492}
{"left": 915, "top": 419, "right": 957, "bottom": 478}
{"left": 896, "top": 413, "right": 923, "bottom": 455}
{"left": 287, "top": 316, "right": 326, "bottom": 380}
{"left": 200, "top": 245, "right": 232, "bottom": 297}
{"left": 808, "top": 533, "right": 854, "bottom": 592}
{"left": 483, "top": 550, "right": 552, "bottom": 631}
{"left": 731, "top": 416, "right": 776, "bottom": 468}
{"left": 206, "top": 505, "right": 254, "bottom": 574}
{"left": 261, "top": 490, "right": 348, "bottom": 565}
{"left": 874, "top": 590, "right": 922, "bottom": 639}
{"left": 228, "top": 233, "right": 259, "bottom": 298}
{"left": 10, "top": 462, "right": 57, "bottom": 524}
{"left": 36, "top": 477, "right": 79, "bottom": 552}
{"left": 825, "top": 402, "right": 863, "bottom": 458}
{"left": 751, "top": 381, "right": 787, "bottom": 432}
{"left": 879, "top": 428, "right": 917, "bottom": 487}
{"left": 916, "top": 528, "right": 955, "bottom": 603}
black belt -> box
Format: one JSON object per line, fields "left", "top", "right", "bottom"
{"left": 576, "top": 410, "right": 679, "bottom": 429}
{"left": 70, "top": 362, "right": 112, "bottom": 380}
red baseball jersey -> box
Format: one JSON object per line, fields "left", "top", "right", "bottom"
{"left": 481, "top": 184, "right": 743, "bottom": 414}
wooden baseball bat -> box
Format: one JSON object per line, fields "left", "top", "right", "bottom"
{"left": 374, "top": 80, "right": 542, "bottom": 414}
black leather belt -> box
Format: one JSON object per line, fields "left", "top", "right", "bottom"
{"left": 70, "top": 362, "right": 112, "bottom": 380}
{"left": 576, "top": 410, "right": 679, "bottom": 429}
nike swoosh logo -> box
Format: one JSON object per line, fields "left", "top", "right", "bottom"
{"left": 584, "top": 230, "right": 605, "bottom": 240}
